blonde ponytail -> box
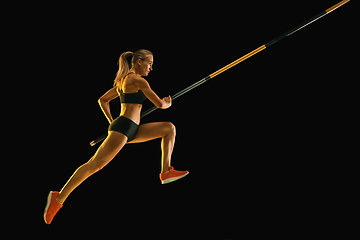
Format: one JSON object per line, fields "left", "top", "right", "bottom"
{"left": 113, "top": 51, "right": 133, "bottom": 87}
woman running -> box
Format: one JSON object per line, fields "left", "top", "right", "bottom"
{"left": 44, "top": 49, "right": 189, "bottom": 224}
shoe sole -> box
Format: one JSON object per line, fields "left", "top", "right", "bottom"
{"left": 44, "top": 191, "right": 53, "bottom": 224}
{"left": 161, "top": 172, "right": 189, "bottom": 184}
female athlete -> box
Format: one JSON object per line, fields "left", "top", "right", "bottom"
{"left": 44, "top": 49, "right": 189, "bottom": 224}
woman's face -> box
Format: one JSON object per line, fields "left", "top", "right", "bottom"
{"left": 139, "top": 55, "right": 153, "bottom": 76}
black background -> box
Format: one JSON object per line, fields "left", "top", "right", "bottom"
{"left": 11, "top": 0, "right": 354, "bottom": 238}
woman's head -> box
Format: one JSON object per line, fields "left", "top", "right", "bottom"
{"left": 114, "top": 49, "right": 153, "bottom": 87}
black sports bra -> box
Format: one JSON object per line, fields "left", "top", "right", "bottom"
{"left": 119, "top": 72, "right": 147, "bottom": 104}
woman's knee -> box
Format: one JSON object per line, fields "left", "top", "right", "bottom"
{"left": 87, "top": 157, "right": 108, "bottom": 174}
{"left": 165, "top": 122, "right": 176, "bottom": 136}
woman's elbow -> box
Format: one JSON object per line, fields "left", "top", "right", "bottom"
{"left": 98, "top": 98, "right": 107, "bottom": 105}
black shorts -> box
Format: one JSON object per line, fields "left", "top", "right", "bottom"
{"left": 108, "top": 116, "right": 139, "bottom": 142}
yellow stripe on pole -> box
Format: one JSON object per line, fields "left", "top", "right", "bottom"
{"left": 209, "top": 45, "right": 267, "bottom": 79}
{"left": 325, "top": 0, "right": 350, "bottom": 13}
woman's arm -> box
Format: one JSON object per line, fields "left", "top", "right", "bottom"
{"left": 98, "top": 87, "right": 119, "bottom": 124}
{"left": 133, "top": 77, "right": 171, "bottom": 109}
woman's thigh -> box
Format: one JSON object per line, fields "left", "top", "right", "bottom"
{"left": 127, "top": 122, "right": 175, "bottom": 144}
{"left": 90, "top": 131, "right": 128, "bottom": 169}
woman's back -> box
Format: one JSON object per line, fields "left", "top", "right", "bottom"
{"left": 118, "top": 73, "right": 146, "bottom": 124}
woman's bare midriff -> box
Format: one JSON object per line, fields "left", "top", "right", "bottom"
{"left": 119, "top": 103, "right": 142, "bottom": 124}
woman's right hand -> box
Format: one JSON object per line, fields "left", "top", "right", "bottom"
{"left": 161, "top": 95, "right": 172, "bottom": 109}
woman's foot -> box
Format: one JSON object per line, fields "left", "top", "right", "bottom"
{"left": 159, "top": 166, "right": 189, "bottom": 184}
{"left": 44, "top": 191, "right": 63, "bottom": 224}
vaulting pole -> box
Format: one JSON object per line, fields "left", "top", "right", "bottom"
{"left": 90, "top": 0, "right": 350, "bottom": 146}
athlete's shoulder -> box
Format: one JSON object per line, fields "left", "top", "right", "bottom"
{"left": 131, "top": 75, "right": 150, "bottom": 88}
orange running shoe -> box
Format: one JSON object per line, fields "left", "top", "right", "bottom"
{"left": 44, "top": 191, "right": 63, "bottom": 224}
{"left": 159, "top": 166, "right": 189, "bottom": 184}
